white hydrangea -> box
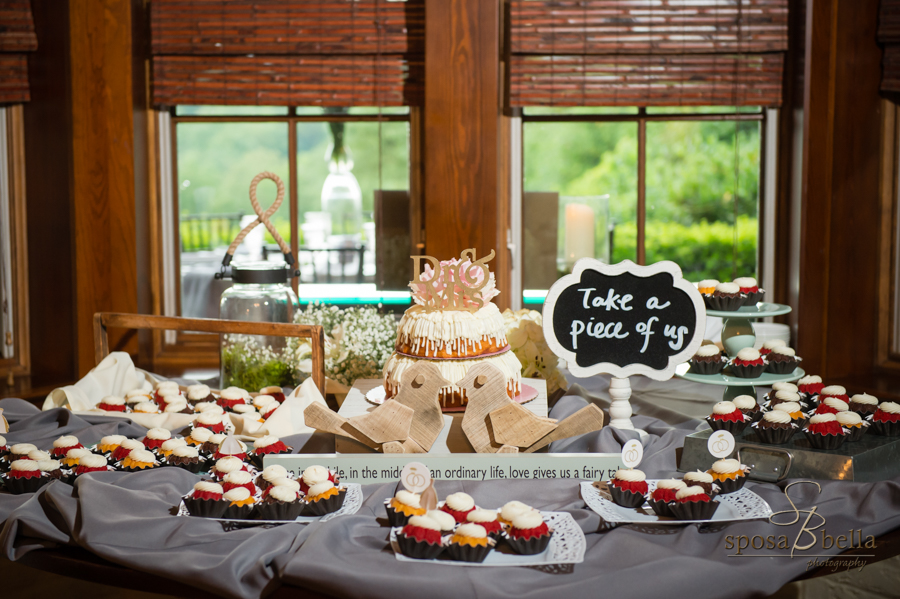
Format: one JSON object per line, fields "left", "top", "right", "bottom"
{"left": 502, "top": 309, "right": 568, "bottom": 396}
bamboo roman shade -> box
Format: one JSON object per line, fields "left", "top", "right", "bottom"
{"left": 508, "top": 0, "right": 789, "bottom": 107}
{"left": 0, "top": 0, "right": 37, "bottom": 104}
{"left": 150, "top": 0, "right": 424, "bottom": 107}
{"left": 879, "top": 0, "right": 900, "bottom": 96}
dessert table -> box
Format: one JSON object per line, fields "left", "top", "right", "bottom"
{"left": 1, "top": 374, "right": 900, "bottom": 599}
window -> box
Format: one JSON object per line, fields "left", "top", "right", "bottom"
{"left": 521, "top": 107, "right": 764, "bottom": 307}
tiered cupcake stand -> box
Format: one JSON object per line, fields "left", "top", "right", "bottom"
{"left": 675, "top": 302, "right": 804, "bottom": 401}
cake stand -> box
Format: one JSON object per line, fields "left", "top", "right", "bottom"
{"left": 676, "top": 302, "right": 800, "bottom": 400}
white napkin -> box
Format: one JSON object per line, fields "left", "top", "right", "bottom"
{"left": 251, "top": 377, "right": 329, "bottom": 438}
{"left": 43, "top": 352, "right": 152, "bottom": 412}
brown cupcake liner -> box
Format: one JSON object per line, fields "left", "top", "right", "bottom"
{"left": 167, "top": 459, "right": 205, "bottom": 474}
{"left": 608, "top": 485, "right": 648, "bottom": 509}
{"left": 183, "top": 495, "right": 228, "bottom": 518}
{"left": 222, "top": 502, "right": 256, "bottom": 520}
{"left": 870, "top": 419, "right": 900, "bottom": 437}
{"left": 503, "top": 531, "right": 553, "bottom": 555}
{"left": 2, "top": 475, "right": 50, "bottom": 495}
{"left": 689, "top": 359, "right": 727, "bottom": 375}
{"left": 705, "top": 294, "right": 746, "bottom": 312}
{"left": 396, "top": 532, "right": 445, "bottom": 560}
{"left": 714, "top": 474, "right": 748, "bottom": 495}
{"left": 255, "top": 499, "right": 305, "bottom": 521}
{"left": 706, "top": 417, "right": 749, "bottom": 435}
{"left": 803, "top": 430, "right": 847, "bottom": 450}
{"left": 669, "top": 500, "right": 720, "bottom": 521}
{"left": 849, "top": 404, "right": 879, "bottom": 417}
{"left": 446, "top": 541, "right": 492, "bottom": 563}
{"left": 742, "top": 290, "right": 765, "bottom": 306}
{"left": 751, "top": 424, "right": 797, "bottom": 445}
{"left": 844, "top": 424, "right": 870, "bottom": 443}
{"left": 729, "top": 362, "right": 766, "bottom": 379}
{"left": 647, "top": 498, "right": 676, "bottom": 518}
{"left": 766, "top": 359, "right": 800, "bottom": 375}
{"left": 303, "top": 487, "right": 347, "bottom": 517}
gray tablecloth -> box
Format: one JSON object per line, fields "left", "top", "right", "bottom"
{"left": 1, "top": 381, "right": 899, "bottom": 599}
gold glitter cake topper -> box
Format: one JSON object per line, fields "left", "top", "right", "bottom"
{"left": 410, "top": 248, "right": 498, "bottom": 312}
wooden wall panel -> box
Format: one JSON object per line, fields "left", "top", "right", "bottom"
{"left": 423, "top": 0, "right": 501, "bottom": 266}
{"left": 69, "top": 0, "right": 138, "bottom": 375}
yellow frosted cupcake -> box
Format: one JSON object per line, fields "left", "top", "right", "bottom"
{"left": 386, "top": 490, "right": 426, "bottom": 526}
{"left": 121, "top": 449, "right": 158, "bottom": 472}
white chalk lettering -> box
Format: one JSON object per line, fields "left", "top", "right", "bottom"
{"left": 635, "top": 316, "right": 658, "bottom": 353}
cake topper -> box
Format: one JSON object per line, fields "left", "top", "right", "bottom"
{"left": 410, "top": 248, "right": 498, "bottom": 312}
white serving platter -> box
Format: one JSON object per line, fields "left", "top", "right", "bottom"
{"left": 389, "top": 511, "right": 585, "bottom": 567}
{"left": 580, "top": 481, "right": 773, "bottom": 525}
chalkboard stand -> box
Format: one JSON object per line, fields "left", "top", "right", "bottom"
{"left": 608, "top": 377, "right": 647, "bottom": 438}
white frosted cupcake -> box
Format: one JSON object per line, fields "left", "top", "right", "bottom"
{"left": 706, "top": 281, "right": 744, "bottom": 311}
{"left": 730, "top": 347, "right": 765, "bottom": 378}
{"left": 386, "top": 489, "right": 425, "bottom": 527}
{"left": 609, "top": 468, "right": 648, "bottom": 508}
{"left": 440, "top": 492, "right": 477, "bottom": 523}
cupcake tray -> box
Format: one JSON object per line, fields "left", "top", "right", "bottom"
{"left": 580, "top": 481, "right": 773, "bottom": 525}
{"left": 389, "top": 512, "right": 584, "bottom": 567}
{"left": 680, "top": 426, "right": 900, "bottom": 483}
{"left": 176, "top": 483, "right": 363, "bottom": 529}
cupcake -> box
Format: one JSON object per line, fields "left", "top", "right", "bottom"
{"left": 222, "top": 487, "right": 256, "bottom": 520}
{"left": 766, "top": 347, "right": 800, "bottom": 374}
{"left": 848, "top": 393, "right": 879, "bottom": 417}
{"left": 210, "top": 456, "right": 246, "bottom": 481}
{"left": 504, "top": 511, "right": 553, "bottom": 556}
{"left": 256, "top": 464, "right": 289, "bottom": 492}
{"left": 447, "top": 523, "right": 494, "bottom": 563}
{"left": 4, "top": 460, "right": 48, "bottom": 494}
{"left": 466, "top": 508, "right": 503, "bottom": 539}
{"left": 689, "top": 345, "right": 727, "bottom": 375}
{"left": 256, "top": 484, "right": 304, "bottom": 521}
{"left": 426, "top": 509, "right": 458, "bottom": 534}
{"left": 299, "top": 465, "right": 339, "bottom": 495}
{"left": 385, "top": 489, "right": 426, "bottom": 527}
{"left": 836, "top": 411, "right": 870, "bottom": 442}
{"left": 681, "top": 471, "right": 717, "bottom": 496}
{"left": 38, "top": 459, "right": 63, "bottom": 481}
{"left": 260, "top": 386, "right": 286, "bottom": 404}
{"left": 440, "top": 492, "right": 477, "bottom": 523}
{"left": 112, "top": 439, "right": 144, "bottom": 463}
{"left": 183, "top": 481, "right": 227, "bottom": 518}
{"left": 766, "top": 390, "right": 805, "bottom": 410}
{"left": 142, "top": 428, "right": 172, "bottom": 451}
{"left": 396, "top": 515, "right": 445, "bottom": 560}
{"left": 213, "top": 438, "right": 248, "bottom": 462}
{"left": 260, "top": 402, "right": 279, "bottom": 420}
{"left": 194, "top": 411, "right": 226, "bottom": 434}
{"left": 803, "top": 413, "right": 847, "bottom": 450}
{"left": 121, "top": 449, "right": 158, "bottom": 472}
{"left": 249, "top": 435, "right": 292, "bottom": 469}
{"left": 263, "top": 477, "right": 301, "bottom": 500}
{"left": 870, "top": 402, "right": 900, "bottom": 437}
{"left": 759, "top": 339, "right": 787, "bottom": 357}
{"left": 497, "top": 500, "right": 536, "bottom": 526}
{"left": 772, "top": 401, "right": 808, "bottom": 428}
{"left": 797, "top": 375, "right": 825, "bottom": 398}
{"left": 7, "top": 443, "right": 37, "bottom": 462}
{"left": 697, "top": 279, "right": 718, "bottom": 296}
{"left": 252, "top": 394, "right": 278, "bottom": 412}
{"left": 164, "top": 400, "right": 193, "bottom": 415}
{"left": 303, "top": 481, "right": 347, "bottom": 516}
{"left": 669, "top": 486, "right": 719, "bottom": 520}
{"left": 217, "top": 388, "right": 247, "bottom": 412}
{"left": 132, "top": 401, "right": 159, "bottom": 415}
{"left": 186, "top": 384, "right": 215, "bottom": 406}
{"left": 159, "top": 438, "right": 188, "bottom": 458}
{"left": 154, "top": 380, "right": 179, "bottom": 398}
{"left": 232, "top": 405, "right": 261, "bottom": 421}
{"left": 815, "top": 397, "right": 849, "bottom": 415}
{"left": 222, "top": 469, "right": 257, "bottom": 495}
{"left": 62, "top": 447, "right": 93, "bottom": 469}
{"left": 74, "top": 454, "right": 110, "bottom": 476}
{"left": 765, "top": 384, "right": 800, "bottom": 405}
{"left": 732, "top": 395, "right": 762, "bottom": 422}
{"left": 609, "top": 468, "right": 649, "bottom": 508}
{"left": 706, "top": 282, "right": 745, "bottom": 312}
{"left": 706, "top": 401, "right": 749, "bottom": 434}
{"left": 156, "top": 386, "right": 183, "bottom": 409}
{"left": 729, "top": 348, "right": 765, "bottom": 378}
{"left": 708, "top": 458, "right": 750, "bottom": 494}
{"left": 185, "top": 427, "right": 213, "bottom": 448}
{"left": 50, "top": 435, "right": 84, "bottom": 459}
{"left": 96, "top": 434, "right": 126, "bottom": 455}
{"left": 818, "top": 385, "right": 850, "bottom": 404}
{"left": 751, "top": 410, "right": 797, "bottom": 444}
{"left": 167, "top": 446, "right": 203, "bottom": 473}
{"left": 97, "top": 395, "right": 126, "bottom": 412}
{"left": 647, "top": 479, "right": 686, "bottom": 518}
{"left": 734, "top": 277, "right": 764, "bottom": 306}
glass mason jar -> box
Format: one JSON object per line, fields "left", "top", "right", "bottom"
{"left": 219, "top": 262, "right": 299, "bottom": 391}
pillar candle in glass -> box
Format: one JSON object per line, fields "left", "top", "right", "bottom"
{"left": 564, "top": 203, "right": 595, "bottom": 269}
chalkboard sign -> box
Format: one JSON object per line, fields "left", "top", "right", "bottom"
{"left": 542, "top": 259, "right": 705, "bottom": 381}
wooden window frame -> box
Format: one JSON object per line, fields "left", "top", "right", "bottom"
{"left": 877, "top": 99, "right": 900, "bottom": 371}
{"left": 147, "top": 106, "right": 420, "bottom": 375}
{"left": 519, "top": 106, "right": 768, "bottom": 279}
{"left": 0, "top": 105, "right": 29, "bottom": 382}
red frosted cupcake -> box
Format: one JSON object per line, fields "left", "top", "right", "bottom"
{"left": 193, "top": 411, "right": 227, "bottom": 434}
{"left": 51, "top": 435, "right": 83, "bottom": 459}
{"left": 466, "top": 508, "right": 503, "bottom": 539}
{"left": 818, "top": 385, "right": 850, "bottom": 404}
{"left": 183, "top": 481, "right": 228, "bottom": 518}
{"left": 732, "top": 395, "right": 762, "bottom": 422}
{"left": 299, "top": 465, "right": 339, "bottom": 495}
{"left": 211, "top": 456, "right": 246, "bottom": 481}
{"left": 804, "top": 413, "right": 847, "bottom": 449}
{"left": 97, "top": 395, "right": 126, "bottom": 412}
{"left": 74, "top": 454, "right": 110, "bottom": 476}
{"left": 759, "top": 339, "right": 787, "bottom": 357}
{"left": 815, "top": 397, "right": 849, "bottom": 415}
{"left": 706, "top": 401, "right": 749, "bottom": 434}
{"left": 221, "top": 470, "right": 257, "bottom": 495}
{"left": 4, "top": 459, "right": 47, "bottom": 494}
{"left": 262, "top": 477, "right": 300, "bottom": 501}
{"left": 609, "top": 468, "right": 649, "bottom": 508}
{"left": 112, "top": 439, "right": 145, "bottom": 463}
{"left": 670, "top": 486, "right": 719, "bottom": 520}
{"left": 396, "top": 515, "right": 445, "bottom": 560}
{"left": 249, "top": 435, "right": 292, "bottom": 469}
{"left": 217, "top": 388, "right": 247, "bottom": 411}
{"left": 647, "top": 479, "right": 686, "bottom": 518}
{"left": 440, "top": 492, "right": 477, "bottom": 523}
{"left": 259, "top": 386, "right": 286, "bottom": 404}
{"left": 734, "top": 276, "right": 764, "bottom": 306}
{"left": 504, "top": 511, "right": 553, "bottom": 555}
{"left": 797, "top": 375, "right": 824, "bottom": 398}
{"left": 141, "top": 428, "right": 172, "bottom": 451}
{"left": 871, "top": 402, "right": 900, "bottom": 437}
{"left": 729, "top": 348, "right": 766, "bottom": 379}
